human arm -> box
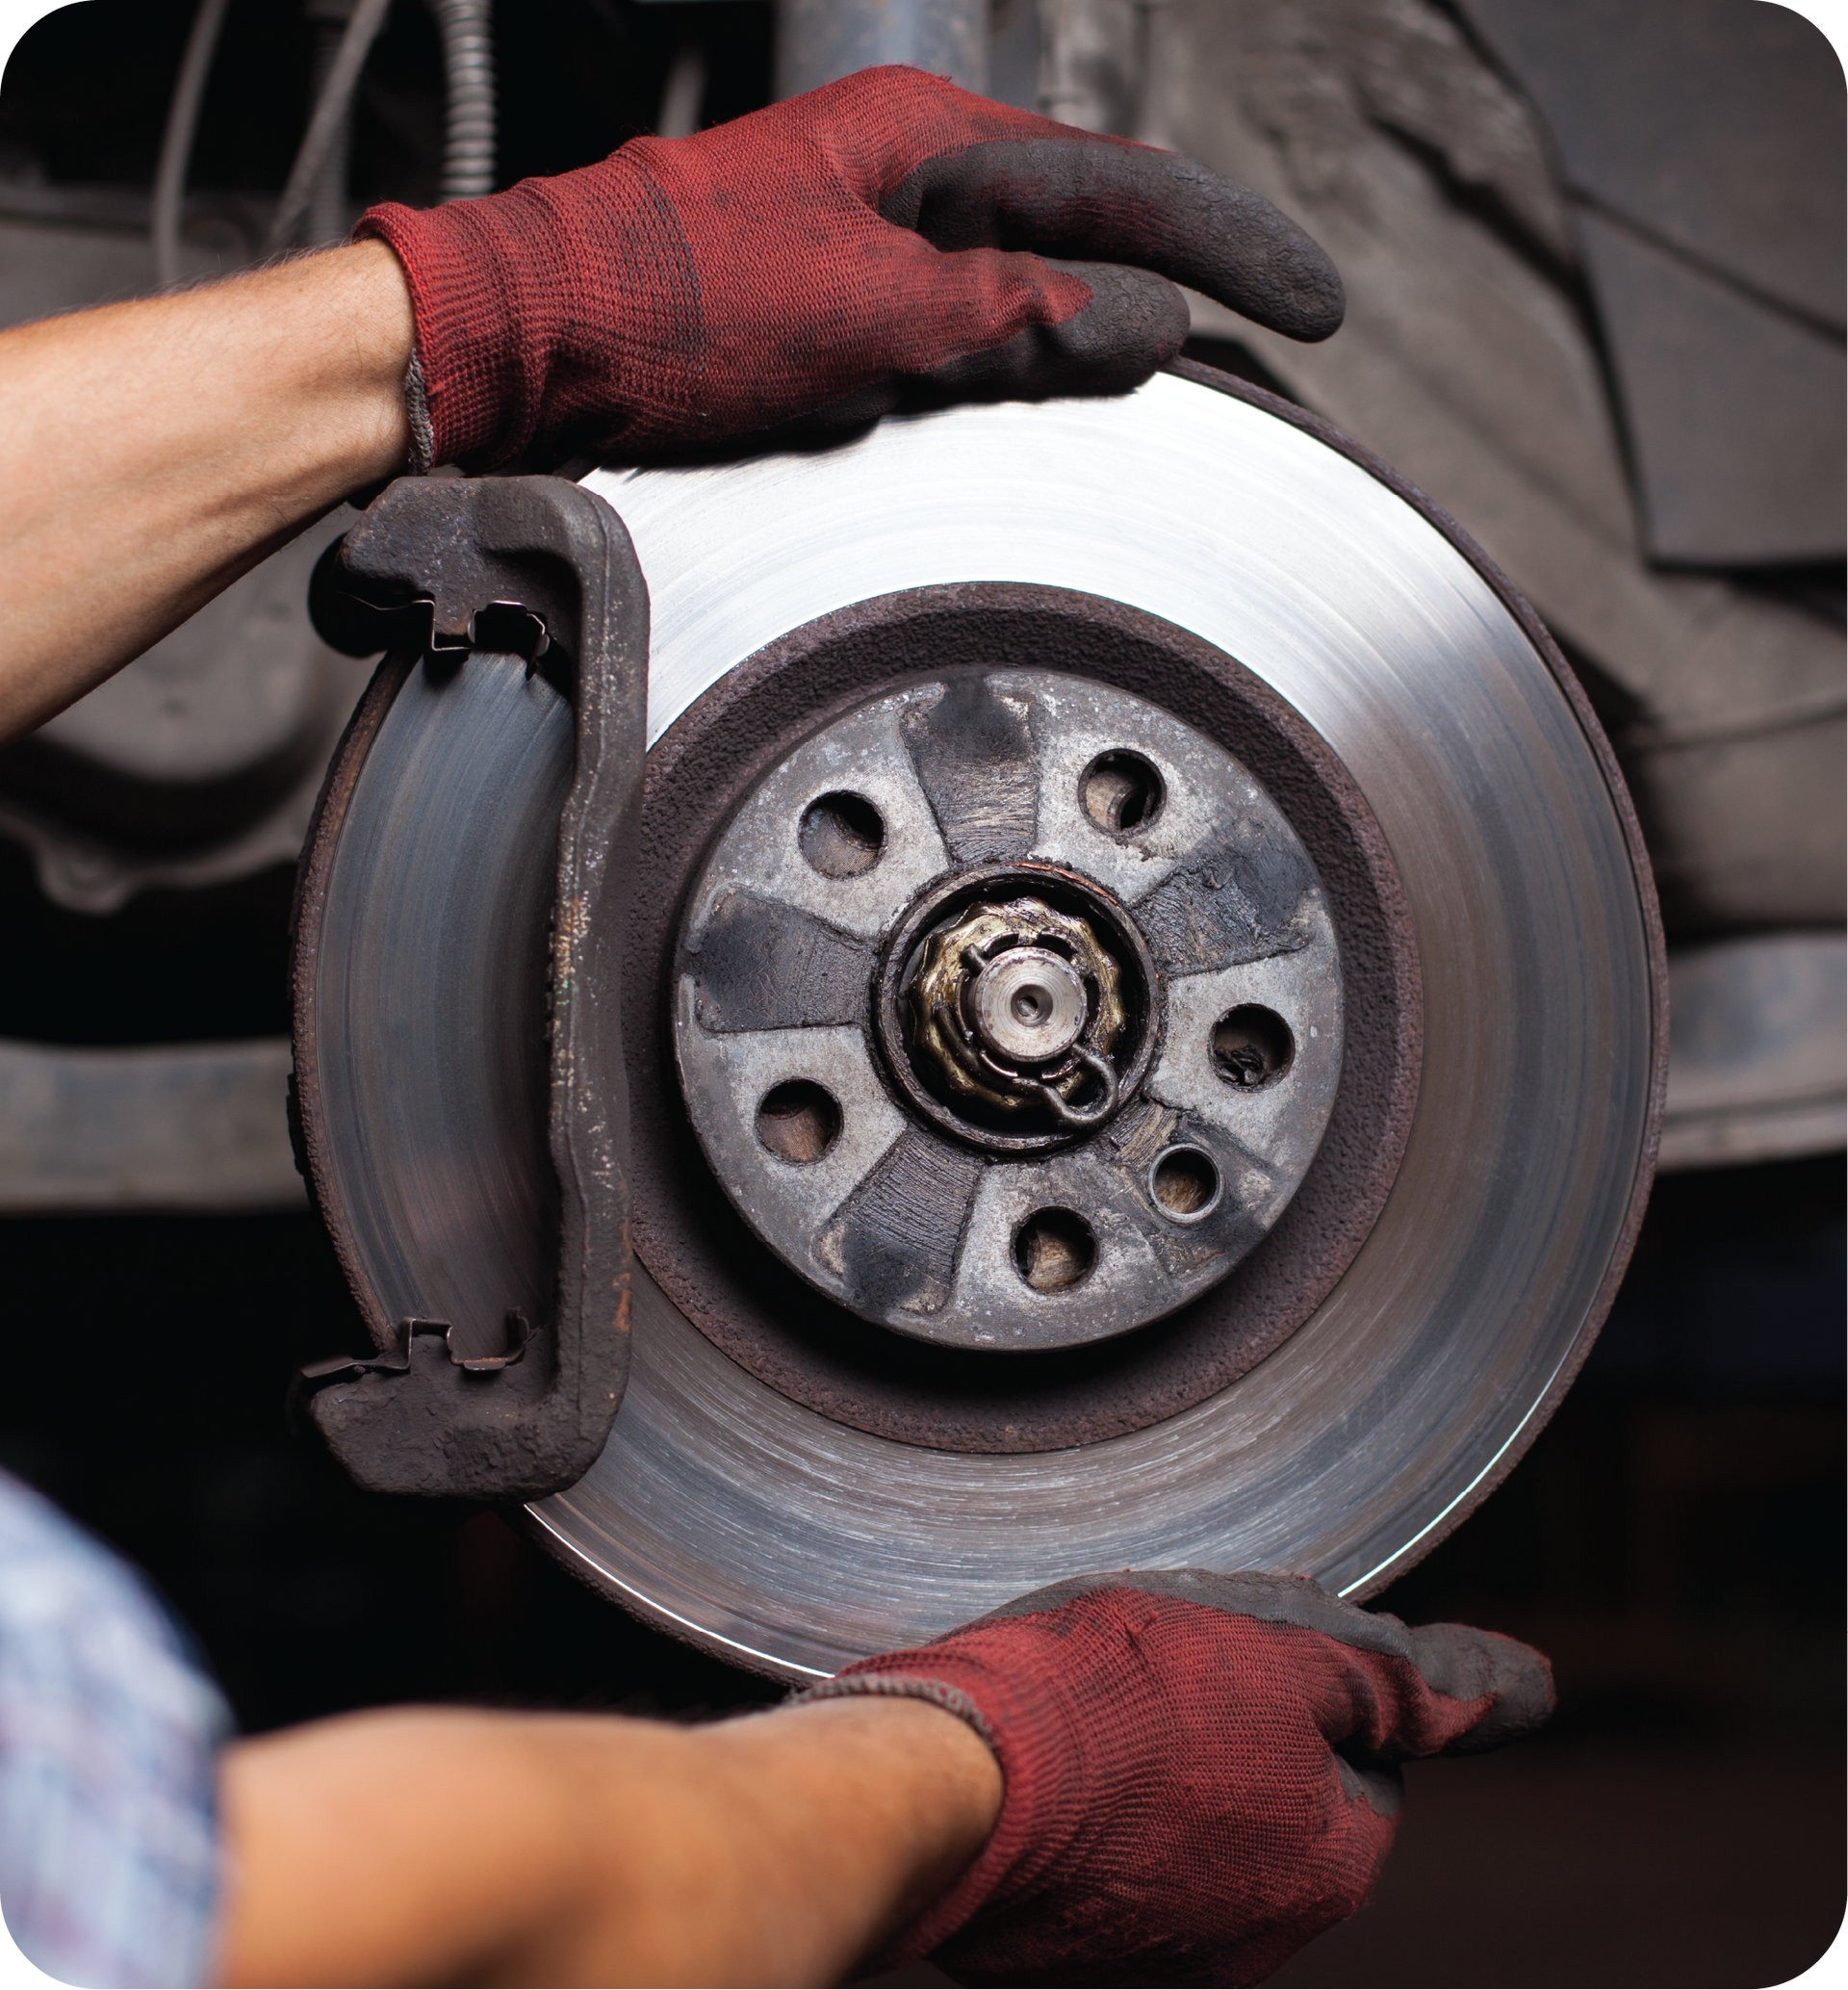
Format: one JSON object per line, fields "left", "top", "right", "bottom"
{"left": 213, "top": 1569, "right": 1550, "bottom": 1989}
{"left": 0, "top": 67, "right": 1341, "bottom": 747}
{"left": 0, "top": 240, "right": 413, "bottom": 742}
{"left": 212, "top": 1693, "right": 1002, "bottom": 1988}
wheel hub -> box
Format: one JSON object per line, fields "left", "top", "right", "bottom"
{"left": 969, "top": 939, "right": 1091, "bottom": 1063}
{"left": 962, "top": 929, "right": 1100, "bottom": 1114}
{"left": 670, "top": 669, "right": 1347, "bottom": 1352}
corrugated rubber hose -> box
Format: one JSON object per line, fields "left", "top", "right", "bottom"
{"left": 428, "top": 0, "right": 497, "bottom": 201}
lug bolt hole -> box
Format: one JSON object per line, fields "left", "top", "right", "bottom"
{"left": 1081, "top": 751, "right": 1166, "bottom": 836}
{"left": 755, "top": 1080, "right": 841, "bottom": 1164}
{"left": 1150, "top": 1146, "right": 1221, "bottom": 1221}
{"left": 1013, "top": 1207, "right": 1096, "bottom": 1292}
{"left": 1211, "top": 1005, "right": 1294, "bottom": 1087}
{"left": 799, "top": 791, "right": 886, "bottom": 878}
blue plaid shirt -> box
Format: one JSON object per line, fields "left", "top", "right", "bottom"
{"left": 0, "top": 1471, "right": 226, "bottom": 1987}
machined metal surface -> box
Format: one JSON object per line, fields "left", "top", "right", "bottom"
{"left": 1164, "top": 3, "right": 1846, "bottom": 936}
{"left": 898, "top": 888, "right": 1132, "bottom": 1134}
{"left": 613, "top": 578, "right": 1417, "bottom": 1453}
{"left": 671, "top": 671, "right": 1343, "bottom": 1350}
{"left": 966, "top": 942, "right": 1091, "bottom": 1068}
{"left": 302, "top": 369, "right": 1660, "bottom": 1678}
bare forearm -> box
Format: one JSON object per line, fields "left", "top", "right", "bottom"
{"left": 0, "top": 239, "right": 413, "bottom": 742}
{"left": 214, "top": 1696, "right": 1001, "bottom": 1988}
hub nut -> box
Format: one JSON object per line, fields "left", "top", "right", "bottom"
{"left": 971, "top": 947, "right": 1088, "bottom": 1063}
{"left": 907, "top": 896, "right": 1126, "bottom": 1126}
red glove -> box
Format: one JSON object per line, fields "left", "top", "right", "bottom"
{"left": 802, "top": 1569, "right": 1553, "bottom": 1987}
{"left": 354, "top": 66, "right": 1342, "bottom": 472}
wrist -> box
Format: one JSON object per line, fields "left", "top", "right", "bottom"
{"left": 711, "top": 1693, "right": 1003, "bottom": 1864}
{"left": 685, "top": 1693, "right": 1004, "bottom": 1977}
{"left": 341, "top": 240, "right": 419, "bottom": 482}
{"left": 808, "top": 1608, "right": 1145, "bottom": 1965}
{"left": 222, "top": 240, "right": 415, "bottom": 505}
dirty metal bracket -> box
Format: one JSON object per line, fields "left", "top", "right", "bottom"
{"left": 294, "top": 476, "right": 648, "bottom": 1501}
{"left": 298, "top": 1308, "right": 533, "bottom": 1382}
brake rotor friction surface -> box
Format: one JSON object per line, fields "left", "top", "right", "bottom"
{"left": 302, "top": 368, "right": 1661, "bottom": 1681}
{"left": 670, "top": 671, "right": 1345, "bottom": 1352}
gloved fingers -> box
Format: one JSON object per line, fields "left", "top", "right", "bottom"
{"left": 672, "top": 259, "right": 1186, "bottom": 459}
{"left": 1299, "top": 1615, "right": 1554, "bottom": 1767}
{"left": 880, "top": 138, "right": 1344, "bottom": 343}
{"left": 1406, "top": 1621, "right": 1556, "bottom": 1755}
{"left": 1153, "top": 1573, "right": 1553, "bottom": 1761}
{"left": 1334, "top": 1752, "right": 1406, "bottom": 1822}
{"left": 972, "top": 1568, "right": 1404, "bottom": 1644}
{"left": 1250, "top": 1754, "right": 1399, "bottom": 1955}
{"left": 970, "top": 1569, "right": 1554, "bottom": 1761}
{"left": 848, "top": 237, "right": 1186, "bottom": 405}
{"left": 917, "top": 259, "right": 1190, "bottom": 404}
{"left": 1266, "top": 1597, "right": 1553, "bottom": 1764}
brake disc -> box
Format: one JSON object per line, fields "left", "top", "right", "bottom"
{"left": 297, "top": 366, "right": 1663, "bottom": 1680}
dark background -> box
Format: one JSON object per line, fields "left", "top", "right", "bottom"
{"left": 0, "top": 3, "right": 1842, "bottom": 1985}
{"left": 0, "top": 0, "right": 774, "bottom": 205}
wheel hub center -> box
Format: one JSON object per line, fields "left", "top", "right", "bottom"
{"left": 906, "top": 895, "right": 1127, "bottom": 1128}
{"left": 972, "top": 946, "right": 1089, "bottom": 1062}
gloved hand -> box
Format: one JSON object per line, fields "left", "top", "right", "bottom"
{"left": 801, "top": 1569, "right": 1553, "bottom": 1987}
{"left": 354, "top": 65, "right": 1342, "bottom": 473}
